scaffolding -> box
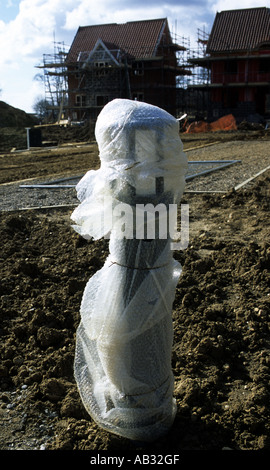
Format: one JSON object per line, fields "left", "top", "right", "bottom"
{"left": 37, "top": 42, "right": 135, "bottom": 122}
{"left": 172, "top": 27, "right": 210, "bottom": 118}
{"left": 36, "top": 40, "right": 69, "bottom": 122}
{"left": 191, "top": 27, "right": 210, "bottom": 85}
{"left": 36, "top": 27, "right": 210, "bottom": 122}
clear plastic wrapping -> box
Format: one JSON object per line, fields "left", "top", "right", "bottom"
{"left": 71, "top": 99, "right": 188, "bottom": 441}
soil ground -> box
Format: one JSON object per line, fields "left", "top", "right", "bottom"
{"left": 0, "top": 125, "right": 269, "bottom": 459}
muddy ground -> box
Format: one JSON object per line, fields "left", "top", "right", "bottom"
{"left": 0, "top": 126, "right": 270, "bottom": 458}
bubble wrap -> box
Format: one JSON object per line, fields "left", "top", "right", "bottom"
{"left": 71, "top": 99, "right": 188, "bottom": 442}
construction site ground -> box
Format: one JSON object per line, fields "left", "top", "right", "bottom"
{"left": 0, "top": 126, "right": 270, "bottom": 457}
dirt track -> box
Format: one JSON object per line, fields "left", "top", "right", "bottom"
{"left": 0, "top": 127, "right": 270, "bottom": 454}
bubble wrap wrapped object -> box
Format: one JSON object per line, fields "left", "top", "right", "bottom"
{"left": 71, "top": 99, "right": 188, "bottom": 442}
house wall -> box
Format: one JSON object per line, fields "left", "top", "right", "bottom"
{"left": 211, "top": 57, "right": 270, "bottom": 84}
{"left": 66, "top": 19, "right": 179, "bottom": 120}
{"left": 209, "top": 54, "right": 270, "bottom": 119}
{"left": 129, "top": 59, "right": 177, "bottom": 115}
{"left": 67, "top": 63, "right": 128, "bottom": 121}
{"left": 68, "top": 58, "right": 178, "bottom": 120}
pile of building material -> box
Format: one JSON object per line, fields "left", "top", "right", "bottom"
{"left": 185, "top": 114, "right": 237, "bottom": 133}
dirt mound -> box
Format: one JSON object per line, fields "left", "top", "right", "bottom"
{"left": 0, "top": 101, "right": 39, "bottom": 152}
{"left": 0, "top": 120, "right": 94, "bottom": 154}
{"left": 0, "top": 171, "right": 269, "bottom": 451}
{"left": 41, "top": 123, "right": 95, "bottom": 146}
{"left": 0, "top": 101, "right": 37, "bottom": 128}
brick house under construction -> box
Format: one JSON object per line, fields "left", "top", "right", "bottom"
{"left": 65, "top": 18, "right": 188, "bottom": 121}
{"left": 190, "top": 7, "right": 270, "bottom": 121}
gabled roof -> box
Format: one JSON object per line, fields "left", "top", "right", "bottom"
{"left": 66, "top": 18, "right": 169, "bottom": 63}
{"left": 207, "top": 7, "right": 270, "bottom": 53}
{"left": 85, "top": 39, "right": 120, "bottom": 65}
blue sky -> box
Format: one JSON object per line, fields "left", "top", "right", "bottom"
{"left": 0, "top": 0, "right": 269, "bottom": 113}
{"left": 0, "top": 1, "right": 20, "bottom": 22}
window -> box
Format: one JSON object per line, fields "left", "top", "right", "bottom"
{"left": 133, "top": 62, "right": 144, "bottom": 76}
{"left": 259, "top": 59, "right": 270, "bottom": 73}
{"left": 75, "top": 65, "right": 80, "bottom": 79}
{"left": 94, "top": 61, "right": 109, "bottom": 76}
{"left": 132, "top": 92, "right": 144, "bottom": 101}
{"left": 95, "top": 69, "right": 108, "bottom": 77}
{"left": 224, "top": 88, "right": 238, "bottom": 108}
{"left": 94, "top": 62, "right": 109, "bottom": 68}
{"left": 75, "top": 95, "right": 86, "bottom": 107}
{"left": 225, "top": 60, "right": 238, "bottom": 74}
{"left": 96, "top": 95, "right": 109, "bottom": 106}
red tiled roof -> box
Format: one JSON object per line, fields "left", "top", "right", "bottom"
{"left": 207, "top": 7, "right": 270, "bottom": 53}
{"left": 66, "top": 18, "right": 168, "bottom": 63}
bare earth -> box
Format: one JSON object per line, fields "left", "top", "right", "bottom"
{"left": 0, "top": 127, "right": 269, "bottom": 459}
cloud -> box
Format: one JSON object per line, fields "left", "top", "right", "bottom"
{"left": 0, "top": 0, "right": 217, "bottom": 111}
{"left": 0, "top": 1, "right": 79, "bottom": 65}
{"left": 210, "top": 0, "right": 268, "bottom": 13}
{"left": 0, "top": 0, "right": 213, "bottom": 67}
{"left": 63, "top": 0, "right": 211, "bottom": 47}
